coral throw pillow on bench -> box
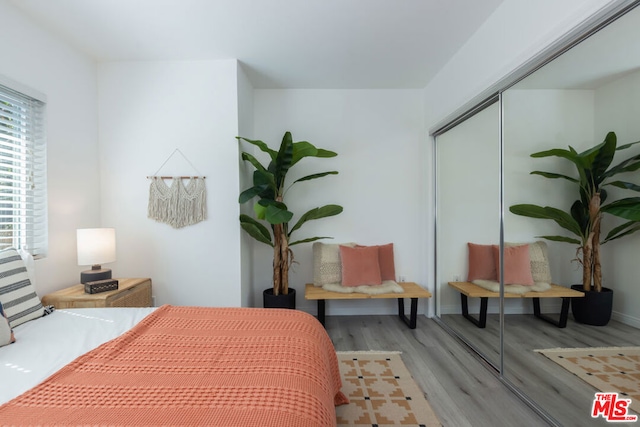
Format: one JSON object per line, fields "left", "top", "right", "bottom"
{"left": 492, "top": 244, "right": 534, "bottom": 286}
{"left": 467, "top": 242, "right": 539, "bottom": 286}
{"left": 340, "top": 245, "right": 382, "bottom": 287}
{"left": 340, "top": 243, "right": 397, "bottom": 287}
{"left": 466, "top": 243, "right": 497, "bottom": 281}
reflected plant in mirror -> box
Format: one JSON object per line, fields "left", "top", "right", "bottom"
{"left": 509, "top": 131, "right": 640, "bottom": 324}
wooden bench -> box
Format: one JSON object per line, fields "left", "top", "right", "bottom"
{"left": 448, "top": 281, "right": 584, "bottom": 328}
{"left": 305, "top": 282, "right": 432, "bottom": 329}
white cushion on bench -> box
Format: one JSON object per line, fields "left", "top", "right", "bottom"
{"left": 472, "top": 279, "right": 551, "bottom": 294}
{"left": 322, "top": 280, "right": 404, "bottom": 295}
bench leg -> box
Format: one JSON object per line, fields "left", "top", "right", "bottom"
{"left": 317, "top": 300, "right": 326, "bottom": 327}
{"left": 460, "top": 294, "right": 488, "bottom": 328}
{"left": 397, "top": 298, "right": 419, "bottom": 329}
{"left": 532, "top": 297, "right": 570, "bottom": 328}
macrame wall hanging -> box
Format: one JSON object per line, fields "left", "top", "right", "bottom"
{"left": 147, "top": 149, "right": 207, "bottom": 229}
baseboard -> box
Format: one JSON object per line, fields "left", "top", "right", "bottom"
{"left": 612, "top": 310, "right": 640, "bottom": 328}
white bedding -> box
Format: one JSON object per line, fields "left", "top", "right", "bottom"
{"left": 0, "top": 307, "right": 156, "bottom": 405}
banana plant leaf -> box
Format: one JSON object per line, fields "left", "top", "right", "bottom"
{"left": 289, "top": 204, "right": 343, "bottom": 236}
{"left": 240, "top": 152, "right": 267, "bottom": 173}
{"left": 530, "top": 171, "right": 579, "bottom": 182}
{"left": 290, "top": 236, "right": 333, "bottom": 246}
{"left": 292, "top": 171, "right": 339, "bottom": 185}
{"left": 603, "top": 221, "right": 640, "bottom": 243}
{"left": 509, "top": 204, "right": 584, "bottom": 237}
{"left": 239, "top": 185, "right": 267, "bottom": 204}
{"left": 240, "top": 214, "right": 273, "bottom": 246}
{"left": 601, "top": 197, "right": 640, "bottom": 220}
{"left": 274, "top": 132, "right": 294, "bottom": 189}
{"left": 606, "top": 180, "right": 640, "bottom": 192}
{"left": 236, "top": 136, "right": 277, "bottom": 161}
{"left": 290, "top": 141, "right": 337, "bottom": 166}
{"left": 536, "top": 235, "right": 582, "bottom": 245}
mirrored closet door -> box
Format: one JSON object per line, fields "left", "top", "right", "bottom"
{"left": 435, "top": 101, "right": 501, "bottom": 369}
{"left": 434, "top": 3, "right": 640, "bottom": 425}
{"left": 501, "top": 4, "right": 640, "bottom": 425}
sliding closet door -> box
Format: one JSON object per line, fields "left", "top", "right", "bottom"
{"left": 501, "top": 5, "right": 640, "bottom": 425}
{"left": 435, "top": 102, "right": 501, "bottom": 368}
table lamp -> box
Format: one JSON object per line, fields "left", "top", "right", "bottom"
{"left": 77, "top": 228, "right": 116, "bottom": 284}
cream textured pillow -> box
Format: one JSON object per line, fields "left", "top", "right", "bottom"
{"left": 312, "top": 242, "right": 356, "bottom": 286}
{"left": 529, "top": 241, "right": 552, "bottom": 283}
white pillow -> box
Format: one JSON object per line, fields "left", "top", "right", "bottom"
{"left": 0, "top": 303, "right": 15, "bottom": 347}
{"left": 312, "top": 242, "right": 356, "bottom": 286}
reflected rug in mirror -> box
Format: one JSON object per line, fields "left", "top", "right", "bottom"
{"left": 535, "top": 346, "right": 640, "bottom": 414}
{"left": 336, "top": 351, "right": 442, "bottom": 427}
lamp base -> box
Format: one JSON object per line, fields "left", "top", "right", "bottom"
{"left": 81, "top": 268, "right": 112, "bottom": 284}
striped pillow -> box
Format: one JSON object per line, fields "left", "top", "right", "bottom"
{"left": 0, "top": 302, "right": 15, "bottom": 346}
{"left": 0, "top": 248, "right": 44, "bottom": 328}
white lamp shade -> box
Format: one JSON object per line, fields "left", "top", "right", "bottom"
{"left": 77, "top": 228, "right": 116, "bottom": 266}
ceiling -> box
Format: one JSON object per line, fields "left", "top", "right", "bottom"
{"left": 9, "top": 0, "right": 503, "bottom": 89}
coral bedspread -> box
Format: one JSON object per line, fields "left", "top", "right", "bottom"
{"left": 0, "top": 305, "right": 347, "bottom": 426}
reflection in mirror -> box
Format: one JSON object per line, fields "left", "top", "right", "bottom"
{"left": 435, "top": 102, "right": 500, "bottom": 368}
{"left": 502, "top": 5, "right": 640, "bottom": 425}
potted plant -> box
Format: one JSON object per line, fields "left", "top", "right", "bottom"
{"left": 509, "top": 131, "right": 640, "bottom": 325}
{"left": 237, "top": 131, "right": 343, "bottom": 308}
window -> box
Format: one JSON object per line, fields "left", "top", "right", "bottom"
{"left": 0, "top": 82, "right": 47, "bottom": 258}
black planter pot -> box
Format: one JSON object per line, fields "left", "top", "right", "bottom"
{"left": 570, "top": 284, "right": 613, "bottom": 326}
{"left": 263, "top": 287, "right": 296, "bottom": 309}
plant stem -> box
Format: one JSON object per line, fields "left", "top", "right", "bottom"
{"left": 273, "top": 224, "right": 282, "bottom": 296}
{"left": 272, "top": 223, "right": 290, "bottom": 296}
{"left": 592, "top": 214, "right": 602, "bottom": 292}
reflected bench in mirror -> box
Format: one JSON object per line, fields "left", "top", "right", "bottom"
{"left": 448, "top": 281, "right": 584, "bottom": 328}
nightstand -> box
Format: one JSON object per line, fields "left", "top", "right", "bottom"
{"left": 41, "top": 278, "right": 152, "bottom": 309}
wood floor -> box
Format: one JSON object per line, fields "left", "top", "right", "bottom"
{"left": 326, "top": 314, "right": 640, "bottom": 427}
{"left": 442, "top": 313, "right": 640, "bottom": 427}
{"left": 326, "top": 315, "right": 549, "bottom": 427}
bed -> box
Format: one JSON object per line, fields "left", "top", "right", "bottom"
{"left": 0, "top": 305, "right": 348, "bottom": 426}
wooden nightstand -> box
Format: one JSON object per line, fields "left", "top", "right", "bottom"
{"left": 41, "top": 278, "right": 152, "bottom": 309}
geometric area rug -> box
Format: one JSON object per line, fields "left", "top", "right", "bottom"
{"left": 535, "top": 346, "right": 640, "bottom": 414}
{"left": 336, "top": 351, "right": 442, "bottom": 426}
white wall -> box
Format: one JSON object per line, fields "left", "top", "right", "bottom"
{"left": 97, "top": 60, "right": 243, "bottom": 307}
{"left": 424, "top": 0, "right": 617, "bottom": 129}
{"left": 237, "top": 64, "right": 255, "bottom": 308}
{"left": 252, "top": 89, "right": 426, "bottom": 315}
{"left": 0, "top": 1, "right": 100, "bottom": 295}
{"left": 594, "top": 70, "right": 640, "bottom": 327}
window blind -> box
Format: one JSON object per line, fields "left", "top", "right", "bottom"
{"left": 0, "top": 84, "right": 47, "bottom": 258}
